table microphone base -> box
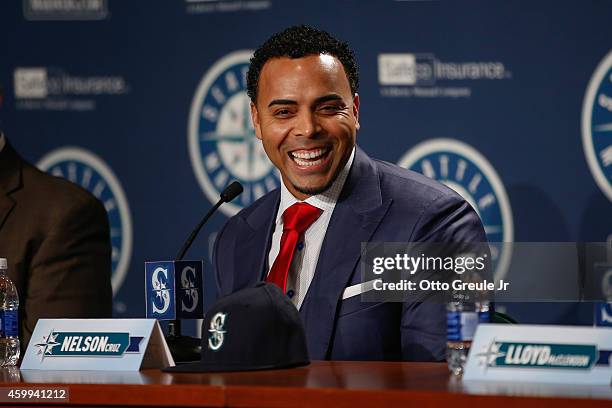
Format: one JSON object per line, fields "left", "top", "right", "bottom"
{"left": 165, "top": 334, "right": 201, "bottom": 363}
{"left": 166, "top": 320, "right": 201, "bottom": 363}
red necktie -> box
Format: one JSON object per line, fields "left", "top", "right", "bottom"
{"left": 266, "top": 202, "right": 322, "bottom": 292}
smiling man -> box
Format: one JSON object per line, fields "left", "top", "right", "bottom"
{"left": 250, "top": 51, "right": 358, "bottom": 200}
{"left": 213, "top": 25, "right": 487, "bottom": 361}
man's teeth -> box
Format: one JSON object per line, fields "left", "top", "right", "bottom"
{"left": 294, "top": 157, "right": 323, "bottom": 167}
{"left": 292, "top": 149, "right": 325, "bottom": 159}
{"left": 291, "top": 149, "right": 328, "bottom": 167}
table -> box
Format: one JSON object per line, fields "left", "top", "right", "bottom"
{"left": 2, "top": 361, "right": 610, "bottom": 407}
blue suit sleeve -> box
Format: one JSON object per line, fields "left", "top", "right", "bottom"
{"left": 212, "top": 219, "right": 231, "bottom": 298}
{"left": 401, "top": 193, "right": 487, "bottom": 361}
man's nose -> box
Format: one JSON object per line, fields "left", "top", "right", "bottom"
{"left": 293, "top": 110, "right": 320, "bottom": 138}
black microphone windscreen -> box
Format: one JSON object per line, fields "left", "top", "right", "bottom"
{"left": 220, "top": 181, "right": 243, "bottom": 203}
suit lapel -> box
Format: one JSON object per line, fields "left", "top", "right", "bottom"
{"left": 0, "top": 195, "right": 15, "bottom": 232}
{"left": 0, "top": 142, "right": 23, "bottom": 231}
{"left": 300, "top": 148, "right": 392, "bottom": 359}
{"left": 231, "top": 191, "right": 280, "bottom": 292}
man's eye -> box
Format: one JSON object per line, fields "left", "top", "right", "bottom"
{"left": 274, "top": 109, "right": 292, "bottom": 116}
{"left": 320, "top": 105, "right": 340, "bottom": 112}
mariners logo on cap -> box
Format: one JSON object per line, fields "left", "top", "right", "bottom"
{"left": 208, "top": 312, "right": 227, "bottom": 351}
{"left": 188, "top": 50, "right": 281, "bottom": 216}
{"left": 582, "top": 50, "right": 612, "bottom": 201}
{"left": 398, "top": 138, "right": 514, "bottom": 280}
{"left": 37, "top": 147, "right": 133, "bottom": 298}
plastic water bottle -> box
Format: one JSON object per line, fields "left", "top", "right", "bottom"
{"left": 0, "top": 366, "right": 20, "bottom": 382}
{"left": 446, "top": 269, "right": 490, "bottom": 375}
{"left": 0, "top": 258, "right": 20, "bottom": 366}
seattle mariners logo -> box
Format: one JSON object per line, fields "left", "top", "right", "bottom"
{"left": 398, "top": 138, "right": 514, "bottom": 280}
{"left": 189, "top": 50, "right": 281, "bottom": 216}
{"left": 180, "top": 265, "right": 198, "bottom": 313}
{"left": 37, "top": 147, "right": 133, "bottom": 296}
{"left": 582, "top": 50, "right": 612, "bottom": 201}
{"left": 151, "top": 267, "right": 171, "bottom": 315}
{"left": 208, "top": 312, "right": 227, "bottom": 351}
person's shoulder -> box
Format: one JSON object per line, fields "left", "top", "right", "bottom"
{"left": 372, "top": 158, "right": 462, "bottom": 205}
{"left": 213, "top": 188, "right": 279, "bottom": 250}
{"left": 21, "top": 161, "right": 105, "bottom": 214}
{"left": 224, "top": 188, "right": 279, "bottom": 225}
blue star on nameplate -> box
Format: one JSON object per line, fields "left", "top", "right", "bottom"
{"left": 475, "top": 340, "right": 507, "bottom": 371}
{"left": 34, "top": 330, "right": 61, "bottom": 359}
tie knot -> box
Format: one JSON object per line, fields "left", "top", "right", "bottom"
{"left": 282, "top": 202, "right": 322, "bottom": 233}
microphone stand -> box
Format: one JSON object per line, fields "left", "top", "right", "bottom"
{"left": 165, "top": 182, "right": 242, "bottom": 363}
{"left": 165, "top": 320, "right": 201, "bottom": 363}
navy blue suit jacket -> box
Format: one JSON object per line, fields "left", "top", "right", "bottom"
{"left": 214, "top": 147, "right": 487, "bottom": 361}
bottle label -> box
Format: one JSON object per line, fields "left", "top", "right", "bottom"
{"left": 447, "top": 311, "right": 478, "bottom": 341}
{"left": 478, "top": 310, "right": 490, "bottom": 323}
{"left": 0, "top": 310, "right": 18, "bottom": 338}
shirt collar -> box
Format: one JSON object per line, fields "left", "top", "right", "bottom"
{"left": 277, "top": 146, "right": 356, "bottom": 223}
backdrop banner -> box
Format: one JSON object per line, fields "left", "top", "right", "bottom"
{"left": 2, "top": 0, "right": 610, "bottom": 329}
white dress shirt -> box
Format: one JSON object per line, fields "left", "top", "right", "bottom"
{"left": 267, "top": 147, "right": 355, "bottom": 309}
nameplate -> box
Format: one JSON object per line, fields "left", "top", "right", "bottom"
{"left": 145, "top": 260, "right": 204, "bottom": 320}
{"left": 21, "top": 319, "right": 175, "bottom": 371}
{"left": 463, "top": 324, "right": 611, "bottom": 385}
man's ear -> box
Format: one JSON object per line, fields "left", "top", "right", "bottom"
{"left": 353, "top": 93, "right": 360, "bottom": 131}
{"left": 250, "top": 101, "right": 263, "bottom": 140}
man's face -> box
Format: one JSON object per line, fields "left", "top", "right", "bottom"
{"left": 251, "top": 54, "right": 360, "bottom": 200}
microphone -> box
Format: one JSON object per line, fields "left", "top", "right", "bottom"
{"left": 220, "top": 180, "right": 244, "bottom": 203}
{"left": 145, "top": 181, "right": 243, "bottom": 362}
{"left": 175, "top": 181, "right": 243, "bottom": 261}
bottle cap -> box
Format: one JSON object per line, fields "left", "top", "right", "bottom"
{"left": 0, "top": 258, "right": 7, "bottom": 269}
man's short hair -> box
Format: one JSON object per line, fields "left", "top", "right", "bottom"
{"left": 247, "top": 25, "right": 359, "bottom": 103}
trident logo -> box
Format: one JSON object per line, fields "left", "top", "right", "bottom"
{"left": 180, "top": 266, "right": 199, "bottom": 313}
{"left": 151, "top": 267, "right": 171, "bottom": 314}
{"left": 208, "top": 312, "right": 227, "bottom": 351}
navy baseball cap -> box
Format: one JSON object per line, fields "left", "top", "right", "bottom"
{"left": 164, "top": 282, "right": 309, "bottom": 372}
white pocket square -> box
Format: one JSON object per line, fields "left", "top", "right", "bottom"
{"left": 341, "top": 279, "right": 378, "bottom": 300}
